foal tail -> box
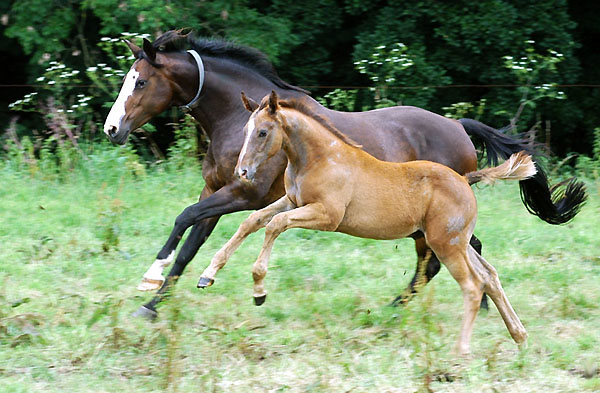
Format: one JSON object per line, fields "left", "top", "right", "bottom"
{"left": 459, "top": 118, "right": 587, "bottom": 224}
{"left": 465, "top": 151, "right": 537, "bottom": 186}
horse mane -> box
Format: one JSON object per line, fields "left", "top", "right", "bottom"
{"left": 150, "top": 29, "right": 309, "bottom": 94}
{"left": 277, "top": 98, "right": 362, "bottom": 149}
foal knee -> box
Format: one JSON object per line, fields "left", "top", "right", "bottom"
{"left": 265, "top": 215, "right": 288, "bottom": 237}
{"left": 237, "top": 218, "right": 260, "bottom": 236}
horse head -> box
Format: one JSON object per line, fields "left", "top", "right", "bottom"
{"left": 103, "top": 34, "right": 201, "bottom": 145}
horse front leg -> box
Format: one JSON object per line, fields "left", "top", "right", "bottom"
{"left": 137, "top": 187, "right": 218, "bottom": 291}
{"left": 132, "top": 184, "right": 261, "bottom": 319}
{"left": 136, "top": 184, "right": 257, "bottom": 292}
{"left": 251, "top": 203, "right": 339, "bottom": 306}
{"left": 133, "top": 216, "right": 221, "bottom": 319}
{"left": 197, "top": 195, "right": 295, "bottom": 288}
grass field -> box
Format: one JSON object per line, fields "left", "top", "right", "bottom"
{"left": 0, "top": 156, "right": 598, "bottom": 392}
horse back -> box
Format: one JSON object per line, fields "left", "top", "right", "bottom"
{"left": 321, "top": 105, "right": 478, "bottom": 175}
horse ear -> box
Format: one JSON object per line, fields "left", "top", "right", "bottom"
{"left": 268, "top": 90, "right": 279, "bottom": 114}
{"left": 241, "top": 92, "right": 259, "bottom": 112}
{"left": 124, "top": 40, "right": 142, "bottom": 58}
{"left": 143, "top": 38, "right": 156, "bottom": 61}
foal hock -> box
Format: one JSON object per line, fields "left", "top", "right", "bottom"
{"left": 198, "top": 91, "right": 534, "bottom": 354}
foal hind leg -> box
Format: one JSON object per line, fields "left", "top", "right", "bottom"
{"left": 435, "top": 247, "right": 485, "bottom": 355}
{"left": 391, "top": 235, "right": 489, "bottom": 309}
{"left": 467, "top": 246, "right": 527, "bottom": 346}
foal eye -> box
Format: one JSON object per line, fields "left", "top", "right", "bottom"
{"left": 135, "top": 79, "right": 147, "bottom": 89}
{"left": 258, "top": 130, "right": 267, "bottom": 137}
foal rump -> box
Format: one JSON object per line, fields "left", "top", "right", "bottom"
{"left": 465, "top": 151, "right": 536, "bottom": 186}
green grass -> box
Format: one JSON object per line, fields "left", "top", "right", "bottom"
{"left": 1, "top": 159, "right": 598, "bottom": 392}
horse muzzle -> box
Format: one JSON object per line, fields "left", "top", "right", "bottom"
{"left": 104, "top": 123, "right": 130, "bottom": 145}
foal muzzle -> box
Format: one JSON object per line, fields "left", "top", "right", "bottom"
{"left": 236, "top": 166, "right": 256, "bottom": 183}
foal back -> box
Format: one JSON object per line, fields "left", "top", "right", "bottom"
{"left": 325, "top": 152, "right": 478, "bottom": 242}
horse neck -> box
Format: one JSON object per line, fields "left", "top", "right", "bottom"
{"left": 188, "top": 57, "right": 306, "bottom": 144}
{"left": 280, "top": 109, "right": 352, "bottom": 171}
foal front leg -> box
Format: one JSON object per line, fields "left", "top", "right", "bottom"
{"left": 197, "top": 196, "right": 295, "bottom": 288}
{"left": 251, "top": 203, "right": 339, "bottom": 305}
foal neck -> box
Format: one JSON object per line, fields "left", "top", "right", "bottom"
{"left": 281, "top": 109, "right": 355, "bottom": 171}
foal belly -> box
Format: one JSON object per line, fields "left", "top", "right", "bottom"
{"left": 335, "top": 202, "right": 420, "bottom": 240}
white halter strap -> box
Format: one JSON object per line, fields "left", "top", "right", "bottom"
{"left": 181, "top": 50, "right": 204, "bottom": 113}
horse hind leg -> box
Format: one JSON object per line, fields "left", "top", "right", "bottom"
{"left": 470, "top": 235, "right": 489, "bottom": 310}
{"left": 391, "top": 235, "right": 441, "bottom": 306}
{"left": 467, "top": 245, "right": 528, "bottom": 346}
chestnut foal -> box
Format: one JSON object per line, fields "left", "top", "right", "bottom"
{"left": 198, "top": 91, "right": 533, "bottom": 354}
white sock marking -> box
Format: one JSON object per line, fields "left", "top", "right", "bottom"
{"left": 143, "top": 250, "right": 175, "bottom": 281}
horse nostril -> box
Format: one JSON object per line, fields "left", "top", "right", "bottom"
{"left": 240, "top": 169, "right": 248, "bottom": 178}
{"left": 108, "top": 126, "right": 117, "bottom": 137}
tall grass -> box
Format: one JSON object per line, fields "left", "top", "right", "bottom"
{"left": 0, "top": 144, "right": 598, "bottom": 392}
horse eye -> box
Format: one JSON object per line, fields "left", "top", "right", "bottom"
{"left": 258, "top": 130, "right": 267, "bottom": 137}
{"left": 135, "top": 79, "right": 147, "bottom": 89}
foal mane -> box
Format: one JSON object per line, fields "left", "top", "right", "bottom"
{"left": 277, "top": 99, "right": 362, "bottom": 149}
{"left": 149, "top": 29, "right": 309, "bottom": 94}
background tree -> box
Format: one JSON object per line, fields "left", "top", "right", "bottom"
{"left": 2, "top": 0, "right": 599, "bottom": 158}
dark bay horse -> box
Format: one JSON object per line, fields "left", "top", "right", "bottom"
{"left": 198, "top": 91, "right": 534, "bottom": 354}
{"left": 102, "top": 30, "right": 586, "bottom": 318}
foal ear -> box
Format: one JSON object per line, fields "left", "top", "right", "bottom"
{"left": 241, "top": 92, "right": 259, "bottom": 112}
{"left": 142, "top": 38, "right": 156, "bottom": 62}
{"left": 268, "top": 90, "right": 279, "bottom": 114}
{"left": 124, "top": 39, "right": 142, "bottom": 58}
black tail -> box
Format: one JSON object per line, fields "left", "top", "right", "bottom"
{"left": 459, "top": 118, "right": 587, "bottom": 225}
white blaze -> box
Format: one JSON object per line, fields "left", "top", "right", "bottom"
{"left": 238, "top": 115, "right": 256, "bottom": 164}
{"left": 103, "top": 68, "right": 140, "bottom": 135}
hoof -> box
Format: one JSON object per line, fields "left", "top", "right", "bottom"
{"left": 137, "top": 277, "right": 164, "bottom": 292}
{"left": 197, "top": 277, "right": 214, "bottom": 288}
{"left": 254, "top": 294, "right": 267, "bottom": 306}
{"left": 389, "top": 295, "right": 409, "bottom": 307}
{"left": 132, "top": 306, "right": 157, "bottom": 320}
{"left": 518, "top": 339, "right": 529, "bottom": 351}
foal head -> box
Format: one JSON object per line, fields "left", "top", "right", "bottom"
{"left": 103, "top": 33, "right": 197, "bottom": 144}
{"left": 235, "top": 91, "right": 285, "bottom": 182}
